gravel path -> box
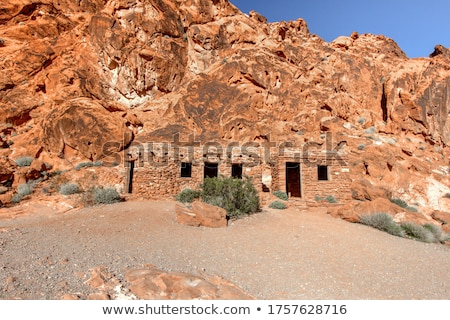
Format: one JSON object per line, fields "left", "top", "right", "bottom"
{"left": 1, "top": 200, "right": 449, "bottom": 299}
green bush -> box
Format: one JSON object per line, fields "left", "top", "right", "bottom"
{"left": 273, "top": 190, "right": 288, "bottom": 201}
{"left": 359, "top": 213, "right": 404, "bottom": 237}
{"left": 82, "top": 186, "right": 121, "bottom": 206}
{"left": 176, "top": 189, "right": 201, "bottom": 203}
{"left": 15, "top": 156, "right": 34, "bottom": 167}
{"left": 59, "top": 182, "right": 79, "bottom": 195}
{"left": 200, "top": 176, "right": 260, "bottom": 220}
{"left": 358, "top": 144, "right": 365, "bottom": 150}
{"left": 400, "top": 222, "right": 435, "bottom": 243}
{"left": 269, "top": 201, "right": 287, "bottom": 210}
{"left": 389, "top": 198, "right": 418, "bottom": 212}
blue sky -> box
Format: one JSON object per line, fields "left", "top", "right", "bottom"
{"left": 229, "top": 0, "right": 450, "bottom": 58}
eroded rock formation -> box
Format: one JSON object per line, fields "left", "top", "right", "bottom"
{"left": 0, "top": 0, "right": 449, "bottom": 218}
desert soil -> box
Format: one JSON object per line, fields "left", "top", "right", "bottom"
{"left": 0, "top": 200, "right": 449, "bottom": 300}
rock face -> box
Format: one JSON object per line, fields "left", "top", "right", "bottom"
{"left": 0, "top": 0, "right": 449, "bottom": 218}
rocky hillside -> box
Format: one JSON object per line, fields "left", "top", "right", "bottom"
{"left": 1, "top": 0, "right": 449, "bottom": 222}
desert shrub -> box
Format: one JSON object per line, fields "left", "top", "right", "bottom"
{"left": 11, "top": 182, "right": 35, "bottom": 204}
{"left": 357, "top": 117, "right": 366, "bottom": 125}
{"left": 15, "top": 156, "right": 33, "bottom": 167}
{"left": 358, "top": 144, "right": 365, "bottom": 150}
{"left": 200, "top": 176, "right": 260, "bottom": 220}
{"left": 315, "top": 195, "right": 338, "bottom": 203}
{"left": 59, "top": 182, "right": 79, "bottom": 195}
{"left": 94, "top": 187, "right": 121, "bottom": 204}
{"left": 364, "top": 127, "right": 376, "bottom": 134}
{"left": 11, "top": 194, "right": 23, "bottom": 204}
{"left": 444, "top": 193, "right": 450, "bottom": 199}
{"left": 82, "top": 186, "right": 121, "bottom": 206}
{"left": 269, "top": 201, "right": 287, "bottom": 210}
{"left": 423, "top": 223, "right": 444, "bottom": 242}
{"left": 400, "top": 222, "right": 435, "bottom": 243}
{"left": 389, "top": 198, "right": 418, "bottom": 212}
{"left": 176, "top": 188, "right": 200, "bottom": 203}
{"left": 359, "top": 213, "right": 404, "bottom": 237}
{"left": 17, "top": 183, "right": 34, "bottom": 197}
{"left": 273, "top": 190, "right": 288, "bottom": 201}
{"left": 75, "top": 162, "right": 94, "bottom": 170}
{"left": 75, "top": 161, "right": 103, "bottom": 170}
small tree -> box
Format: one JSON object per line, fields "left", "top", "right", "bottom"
{"left": 200, "top": 176, "right": 260, "bottom": 220}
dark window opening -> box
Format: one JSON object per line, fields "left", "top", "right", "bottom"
{"left": 286, "top": 162, "right": 301, "bottom": 198}
{"left": 231, "top": 164, "right": 243, "bottom": 179}
{"left": 318, "top": 165, "right": 329, "bottom": 181}
{"left": 180, "top": 162, "right": 192, "bottom": 178}
{"left": 204, "top": 162, "right": 218, "bottom": 178}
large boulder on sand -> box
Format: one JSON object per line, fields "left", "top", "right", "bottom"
{"left": 176, "top": 201, "right": 227, "bottom": 228}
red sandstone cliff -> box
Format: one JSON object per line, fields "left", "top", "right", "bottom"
{"left": 0, "top": 0, "right": 449, "bottom": 219}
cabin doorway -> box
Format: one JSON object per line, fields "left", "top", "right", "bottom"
{"left": 286, "top": 162, "right": 301, "bottom": 198}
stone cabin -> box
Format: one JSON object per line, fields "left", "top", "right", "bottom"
{"left": 122, "top": 136, "right": 351, "bottom": 203}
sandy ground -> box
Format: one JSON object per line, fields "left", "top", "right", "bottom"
{"left": 0, "top": 200, "right": 449, "bottom": 300}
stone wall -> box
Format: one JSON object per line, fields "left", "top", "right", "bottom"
{"left": 124, "top": 145, "right": 350, "bottom": 202}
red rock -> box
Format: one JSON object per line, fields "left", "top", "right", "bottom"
{"left": 125, "top": 265, "right": 253, "bottom": 300}
{"left": 176, "top": 201, "right": 227, "bottom": 228}
{"left": 431, "top": 211, "right": 450, "bottom": 233}
{"left": 175, "top": 203, "right": 201, "bottom": 227}
{"left": 191, "top": 201, "right": 227, "bottom": 228}
{"left": 328, "top": 198, "right": 431, "bottom": 224}
{"left": 0, "top": 0, "right": 449, "bottom": 223}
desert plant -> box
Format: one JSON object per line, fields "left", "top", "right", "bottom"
{"left": 11, "top": 182, "right": 35, "bottom": 204}
{"left": 176, "top": 188, "right": 201, "bottom": 203}
{"left": 59, "top": 182, "right": 80, "bottom": 195}
{"left": 269, "top": 201, "right": 287, "bottom": 210}
{"left": 94, "top": 187, "right": 121, "bottom": 204}
{"left": 423, "top": 223, "right": 445, "bottom": 242}
{"left": 273, "top": 190, "right": 288, "bottom": 201}
{"left": 75, "top": 162, "right": 94, "bottom": 170}
{"left": 315, "top": 195, "right": 338, "bottom": 203}
{"left": 358, "top": 144, "right": 365, "bottom": 150}
{"left": 389, "top": 198, "right": 418, "bottom": 212}
{"left": 11, "top": 194, "right": 23, "bottom": 204}
{"left": 15, "top": 156, "right": 34, "bottom": 167}
{"left": 82, "top": 186, "right": 121, "bottom": 206}
{"left": 364, "top": 127, "right": 376, "bottom": 134}
{"left": 200, "top": 176, "right": 260, "bottom": 220}
{"left": 17, "top": 183, "right": 34, "bottom": 197}
{"left": 400, "top": 222, "right": 435, "bottom": 243}
{"left": 359, "top": 213, "right": 404, "bottom": 237}
{"left": 444, "top": 193, "right": 450, "bottom": 199}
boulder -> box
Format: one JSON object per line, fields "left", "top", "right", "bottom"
{"left": 351, "top": 179, "right": 391, "bottom": 201}
{"left": 328, "top": 198, "right": 431, "bottom": 224}
{"left": 175, "top": 203, "right": 200, "bottom": 227}
{"left": 176, "top": 201, "right": 227, "bottom": 228}
{"left": 191, "top": 201, "right": 227, "bottom": 228}
{"left": 125, "top": 265, "right": 253, "bottom": 300}
{"left": 431, "top": 211, "right": 450, "bottom": 233}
